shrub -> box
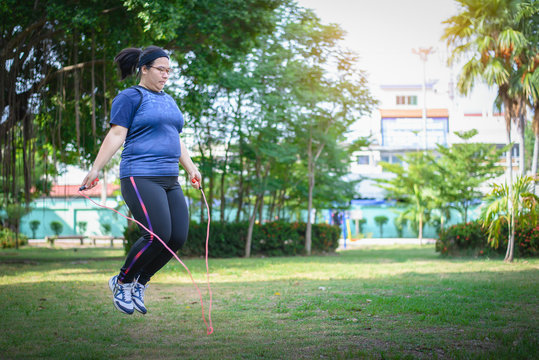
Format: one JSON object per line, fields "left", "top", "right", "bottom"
{"left": 0, "top": 227, "right": 28, "bottom": 248}
{"left": 49, "top": 221, "right": 63, "bottom": 236}
{"left": 436, "top": 214, "right": 539, "bottom": 258}
{"left": 515, "top": 220, "right": 539, "bottom": 257}
{"left": 123, "top": 221, "right": 340, "bottom": 257}
{"left": 29, "top": 220, "right": 40, "bottom": 239}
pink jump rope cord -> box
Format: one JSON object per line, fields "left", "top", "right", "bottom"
{"left": 79, "top": 178, "right": 213, "bottom": 335}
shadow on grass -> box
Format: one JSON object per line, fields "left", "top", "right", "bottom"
{"left": 1, "top": 265, "right": 538, "bottom": 360}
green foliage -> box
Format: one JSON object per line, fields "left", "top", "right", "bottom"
{"left": 123, "top": 221, "right": 340, "bottom": 257}
{"left": 377, "top": 152, "right": 435, "bottom": 241}
{"left": 357, "top": 219, "right": 367, "bottom": 234}
{"left": 437, "top": 215, "right": 539, "bottom": 258}
{"left": 77, "top": 221, "right": 87, "bottom": 235}
{"left": 431, "top": 131, "right": 506, "bottom": 223}
{"left": 2, "top": 0, "right": 284, "bottom": 203}
{"left": 29, "top": 220, "right": 40, "bottom": 239}
{"left": 481, "top": 175, "right": 538, "bottom": 249}
{"left": 393, "top": 216, "right": 408, "bottom": 238}
{"left": 100, "top": 223, "right": 112, "bottom": 235}
{"left": 378, "top": 132, "right": 509, "bottom": 241}
{"left": 49, "top": 221, "right": 63, "bottom": 237}
{"left": 374, "top": 215, "right": 389, "bottom": 238}
{"left": 0, "top": 228, "right": 28, "bottom": 248}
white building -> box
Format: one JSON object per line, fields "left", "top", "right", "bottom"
{"left": 350, "top": 81, "right": 520, "bottom": 199}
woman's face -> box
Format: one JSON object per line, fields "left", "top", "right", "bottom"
{"left": 140, "top": 57, "right": 171, "bottom": 92}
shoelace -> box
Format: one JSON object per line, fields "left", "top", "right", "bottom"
{"left": 115, "top": 283, "right": 131, "bottom": 302}
{"left": 133, "top": 283, "right": 146, "bottom": 300}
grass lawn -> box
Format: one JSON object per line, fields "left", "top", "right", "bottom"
{"left": 0, "top": 245, "right": 538, "bottom": 359}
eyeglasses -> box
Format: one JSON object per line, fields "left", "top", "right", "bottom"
{"left": 147, "top": 65, "right": 173, "bottom": 75}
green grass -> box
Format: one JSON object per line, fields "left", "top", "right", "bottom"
{"left": 1, "top": 245, "right": 538, "bottom": 359}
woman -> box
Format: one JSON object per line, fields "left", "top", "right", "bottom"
{"left": 81, "top": 46, "right": 201, "bottom": 315}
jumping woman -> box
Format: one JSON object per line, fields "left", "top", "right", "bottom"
{"left": 81, "top": 46, "right": 201, "bottom": 315}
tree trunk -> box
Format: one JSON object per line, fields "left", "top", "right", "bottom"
{"left": 258, "top": 191, "right": 264, "bottom": 224}
{"left": 418, "top": 213, "right": 423, "bottom": 246}
{"left": 91, "top": 32, "right": 96, "bottom": 138}
{"left": 245, "top": 162, "right": 269, "bottom": 257}
{"left": 532, "top": 131, "right": 538, "bottom": 195}
{"left": 532, "top": 132, "right": 538, "bottom": 176}
{"left": 517, "top": 113, "right": 526, "bottom": 175}
{"left": 305, "top": 126, "right": 326, "bottom": 255}
{"left": 73, "top": 33, "right": 81, "bottom": 149}
{"left": 505, "top": 211, "right": 515, "bottom": 262}
{"left": 101, "top": 169, "right": 107, "bottom": 204}
{"left": 235, "top": 139, "right": 245, "bottom": 223}
{"left": 505, "top": 122, "right": 513, "bottom": 184}
{"left": 245, "top": 194, "right": 262, "bottom": 258}
{"left": 306, "top": 154, "right": 314, "bottom": 255}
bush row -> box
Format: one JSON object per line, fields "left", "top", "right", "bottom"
{"left": 124, "top": 221, "right": 341, "bottom": 257}
{"left": 436, "top": 216, "right": 539, "bottom": 257}
{"left": 0, "top": 228, "right": 28, "bottom": 249}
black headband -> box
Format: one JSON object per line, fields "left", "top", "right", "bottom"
{"left": 138, "top": 49, "right": 169, "bottom": 67}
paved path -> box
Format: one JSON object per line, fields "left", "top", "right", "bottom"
{"left": 338, "top": 237, "right": 436, "bottom": 250}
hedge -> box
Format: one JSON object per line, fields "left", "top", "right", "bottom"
{"left": 124, "top": 221, "right": 341, "bottom": 257}
{"left": 0, "top": 228, "right": 28, "bottom": 249}
{"left": 436, "top": 215, "right": 539, "bottom": 257}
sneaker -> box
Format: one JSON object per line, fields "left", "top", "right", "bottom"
{"left": 108, "top": 275, "right": 134, "bottom": 315}
{"left": 132, "top": 280, "right": 148, "bottom": 314}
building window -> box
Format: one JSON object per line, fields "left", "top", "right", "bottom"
{"left": 357, "top": 155, "right": 370, "bottom": 165}
{"left": 396, "top": 95, "right": 418, "bottom": 105}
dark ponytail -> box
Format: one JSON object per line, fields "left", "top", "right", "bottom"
{"left": 114, "top": 45, "right": 169, "bottom": 80}
{"left": 114, "top": 47, "right": 142, "bottom": 80}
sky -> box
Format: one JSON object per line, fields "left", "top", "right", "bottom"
{"left": 295, "top": 0, "right": 460, "bottom": 86}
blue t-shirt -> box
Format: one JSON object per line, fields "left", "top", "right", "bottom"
{"left": 110, "top": 86, "right": 184, "bottom": 178}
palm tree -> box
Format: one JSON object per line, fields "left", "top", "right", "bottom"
{"left": 514, "top": 1, "right": 539, "bottom": 184}
{"left": 377, "top": 152, "right": 435, "bottom": 245}
{"left": 481, "top": 175, "right": 539, "bottom": 262}
{"left": 443, "top": 0, "right": 534, "bottom": 180}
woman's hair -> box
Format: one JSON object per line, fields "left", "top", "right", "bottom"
{"left": 114, "top": 45, "right": 167, "bottom": 80}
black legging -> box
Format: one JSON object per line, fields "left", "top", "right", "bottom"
{"left": 118, "top": 176, "right": 188, "bottom": 284}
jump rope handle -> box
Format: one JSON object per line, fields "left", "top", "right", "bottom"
{"left": 79, "top": 178, "right": 99, "bottom": 191}
{"left": 191, "top": 178, "right": 202, "bottom": 190}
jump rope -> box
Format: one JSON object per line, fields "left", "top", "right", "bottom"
{"left": 79, "top": 178, "right": 214, "bottom": 335}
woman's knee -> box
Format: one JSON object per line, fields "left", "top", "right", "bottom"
{"left": 142, "top": 227, "right": 172, "bottom": 244}
{"left": 168, "top": 232, "right": 187, "bottom": 251}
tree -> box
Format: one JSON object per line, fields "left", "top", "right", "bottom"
{"left": 281, "top": 10, "right": 376, "bottom": 254}
{"left": 29, "top": 220, "right": 40, "bottom": 239}
{"left": 5, "top": 204, "right": 30, "bottom": 249}
{"left": 377, "top": 152, "right": 436, "bottom": 245}
{"left": 49, "top": 221, "right": 63, "bottom": 237}
{"left": 1, "top": 0, "right": 284, "bottom": 208}
{"left": 443, "top": 0, "right": 539, "bottom": 183}
{"left": 358, "top": 218, "right": 367, "bottom": 235}
{"left": 77, "top": 221, "right": 87, "bottom": 245}
{"left": 481, "top": 175, "right": 539, "bottom": 262}
{"left": 431, "top": 129, "right": 506, "bottom": 223}
{"left": 374, "top": 215, "right": 389, "bottom": 238}
{"left": 393, "top": 216, "right": 407, "bottom": 238}
{"left": 77, "top": 221, "right": 87, "bottom": 236}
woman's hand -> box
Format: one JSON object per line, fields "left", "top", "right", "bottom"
{"left": 189, "top": 169, "right": 202, "bottom": 189}
{"left": 80, "top": 169, "right": 100, "bottom": 191}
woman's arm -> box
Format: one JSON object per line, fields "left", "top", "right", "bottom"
{"left": 80, "top": 125, "right": 128, "bottom": 189}
{"left": 179, "top": 141, "right": 202, "bottom": 189}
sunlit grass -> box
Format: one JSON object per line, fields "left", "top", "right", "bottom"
{"left": 1, "top": 245, "right": 538, "bottom": 359}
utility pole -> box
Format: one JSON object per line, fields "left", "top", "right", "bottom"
{"left": 412, "top": 47, "right": 434, "bottom": 152}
